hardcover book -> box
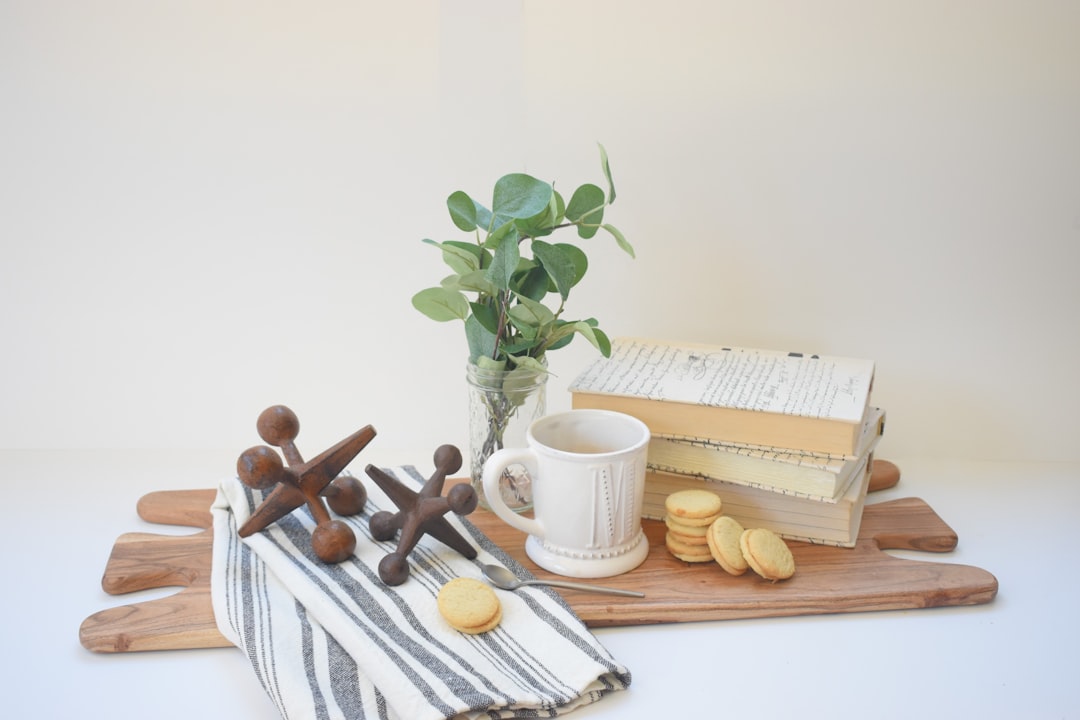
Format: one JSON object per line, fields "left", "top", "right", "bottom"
{"left": 647, "top": 407, "right": 886, "bottom": 500}
{"left": 570, "top": 338, "right": 876, "bottom": 456}
{"left": 643, "top": 455, "right": 874, "bottom": 548}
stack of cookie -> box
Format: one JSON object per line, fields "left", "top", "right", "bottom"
{"left": 664, "top": 488, "right": 795, "bottom": 582}
{"left": 663, "top": 489, "right": 723, "bottom": 563}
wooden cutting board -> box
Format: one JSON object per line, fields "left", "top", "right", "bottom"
{"left": 80, "top": 463, "right": 998, "bottom": 653}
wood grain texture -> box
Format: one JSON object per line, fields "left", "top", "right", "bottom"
{"left": 500, "top": 496, "right": 995, "bottom": 626}
{"left": 79, "top": 463, "right": 995, "bottom": 652}
{"left": 79, "top": 522, "right": 228, "bottom": 652}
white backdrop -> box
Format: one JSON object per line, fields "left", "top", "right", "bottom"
{"left": 3, "top": 0, "right": 1078, "bottom": 462}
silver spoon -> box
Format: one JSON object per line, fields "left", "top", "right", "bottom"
{"left": 480, "top": 564, "right": 644, "bottom": 598}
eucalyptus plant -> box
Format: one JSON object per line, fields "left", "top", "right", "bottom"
{"left": 411, "top": 144, "right": 635, "bottom": 504}
{"left": 411, "top": 143, "right": 634, "bottom": 376}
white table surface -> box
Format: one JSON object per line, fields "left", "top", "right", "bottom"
{"left": 5, "top": 448, "right": 1078, "bottom": 719}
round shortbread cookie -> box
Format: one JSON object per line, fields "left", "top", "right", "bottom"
{"left": 706, "top": 516, "right": 748, "bottom": 576}
{"left": 665, "top": 532, "right": 713, "bottom": 562}
{"left": 437, "top": 578, "right": 502, "bottom": 632}
{"left": 668, "top": 549, "right": 714, "bottom": 563}
{"left": 664, "top": 512, "right": 719, "bottom": 528}
{"left": 667, "top": 526, "right": 709, "bottom": 546}
{"left": 739, "top": 528, "right": 796, "bottom": 581}
{"left": 458, "top": 605, "right": 503, "bottom": 635}
{"left": 664, "top": 516, "right": 711, "bottom": 536}
{"left": 664, "top": 489, "right": 723, "bottom": 521}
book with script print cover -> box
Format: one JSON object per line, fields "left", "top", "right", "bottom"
{"left": 570, "top": 338, "right": 876, "bottom": 457}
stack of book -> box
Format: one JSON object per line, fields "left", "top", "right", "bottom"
{"left": 569, "top": 338, "right": 884, "bottom": 547}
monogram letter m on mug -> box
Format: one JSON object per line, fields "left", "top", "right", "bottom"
{"left": 482, "top": 409, "right": 650, "bottom": 578}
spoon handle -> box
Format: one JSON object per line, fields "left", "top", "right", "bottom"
{"left": 524, "top": 579, "right": 644, "bottom": 598}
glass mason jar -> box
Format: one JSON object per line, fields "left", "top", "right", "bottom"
{"left": 466, "top": 358, "right": 548, "bottom": 512}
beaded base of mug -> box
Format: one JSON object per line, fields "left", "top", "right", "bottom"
{"left": 538, "top": 531, "right": 647, "bottom": 560}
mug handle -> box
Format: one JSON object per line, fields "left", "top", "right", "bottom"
{"left": 482, "top": 447, "right": 543, "bottom": 538}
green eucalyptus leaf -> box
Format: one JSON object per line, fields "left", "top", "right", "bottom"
{"left": 486, "top": 232, "right": 520, "bottom": 290}
{"left": 598, "top": 142, "right": 616, "bottom": 205}
{"left": 513, "top": 188, "right": 560, "bottom": 238}
{"left": 514, "top": 255, "right": 538, "bottom": 272}
{"left": 602, "top": 223, "right": 635, "bottom": 258}
{"left": 501, "top": 336, "right": 543, "bottom": 356}
{"left": 576, "top": 219, "right": 601, "bottom": 239}
{"left": 566, "top": 183, "right": 605, "bottom": 239}
{"left": 594, "top": 327, "right": 613, "bottom": 356}
{"left": 412, "top": 287, "right": 469, "bottom": 322}
{"left": 492, "top": 173, "right": 553, "bottom": 221}
{"left": 516, "top": 224, "right": 555, "bottom": 240}
{"left": 531, "top": 240, "right": 577, "bottom": 300}
{"left": 423, "top": 238, "right": 484, "bottom": 275}
{"left": 565, "top": 183, "right": 605, "bottom": 224}
{"left": 443, "top": 240, "right": 484, "bottom": 263}
{"left": 512, "top": 263, "right": 551, "bottom": 302}
{"left": 573, "top": 321, "right": 612, "bottom": 356}
{"left": 546, "top": 332, "right": 575, "bottom": 351}
{"left": 552, "top": 189, "right": 567, "bottom": 225}
{"left": 451, "top": 269, "right": 497, "bottom": 295}
{"left": 447, "top": 191, "right": 478, "bottom": 231}
{"left": 542, "top": 319, "right": 578, "bottom": 351}
{"left": 466, "top": 314, "right": 498, "bottom": 362}
{"left": 474, "top": 201, "right": 494, "bottom": 233}
{"left": 508, "top": 355, "right": 549, "bottom": 374}
{"left": 554, "top": 243, "right": 588, "bottom": 287}
{"left": 508, "top": 294, "right": 555, "bottom": 331}
{"left": 509, "top": 321, "right": 538, "bottom": 342}
{"left": 484, "top": 219, "right": 518, "bottom": 250}
{"left": 469, "top": 300, "right": 500, "bottom": 335}
{"left": 475, "top": 355, "right": 507, "bottom": 372}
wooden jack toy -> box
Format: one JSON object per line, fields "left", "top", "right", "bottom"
{"left": 365, "top": 444, "right": 479, "bottom": 585}
{"left": 236, "top": 405, "right": 374, "bottom": 563}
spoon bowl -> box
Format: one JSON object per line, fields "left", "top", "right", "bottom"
{"left": 480, "top": 564, "right": 644, "bottom": 598}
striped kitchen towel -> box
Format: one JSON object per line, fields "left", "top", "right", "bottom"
{"left": 210, "top": 466, "right": 632, "bottom": 720}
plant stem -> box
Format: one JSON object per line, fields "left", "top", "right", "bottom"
{"left": 491, "top": 288, "right": 512, "bottom": 360}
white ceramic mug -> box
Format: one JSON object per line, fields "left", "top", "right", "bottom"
{"left": 482, "top": 409, "right": 650, "bottom": 578}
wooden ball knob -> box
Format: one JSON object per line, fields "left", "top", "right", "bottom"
{"left": 257, "top": 405, "right": 300, "bottom": 447}
{"left": 433, "top": 444, "right": 463, "bottom": 475}
{"left": 325, "top": 475, "right": 367, "bottom": 516}
{"left": 311, "top": 520, "right": 356, "bottom": 563}
{"left": 237, "top": 445, "right": 287, "bottom": 489}
{"left": 447, "top": 483, "right": 478, "bottom": 516}
{"left": 378, "top": 552, "right": 409, "bottom": 586}
{"left": 369, "top": 510, "right": 397, "bottom": 542}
